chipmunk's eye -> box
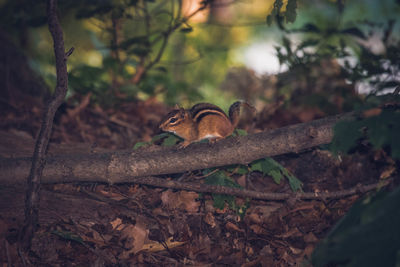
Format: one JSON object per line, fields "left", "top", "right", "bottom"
{"left": 169, "top": 117, "right": 178, "bottom": 124}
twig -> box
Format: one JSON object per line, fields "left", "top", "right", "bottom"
{"left": 18, "top": 0, "right": 71, "bottom": 251}
{"left": 66, "top": 92, "right": 92, "bottom": 118}
{"left": 129, "top": 176, "right": 393, "bottom": 201}
{"left": 88, "top": 108, "right": 140, "bottom": 131}
{"left": 130, "top": 1, "right": 151, "bottom": 84}
{"left": 65, "top": 47, "right": 74, "bottom": 58}
{"left": 193, "top": 168, "right": 220, "bottom": 179}
{"left": 206, "top": 20, "right": 267, "bottom": 27}
{"left": 134, "top": 0, "right": 210, "bottom": 83}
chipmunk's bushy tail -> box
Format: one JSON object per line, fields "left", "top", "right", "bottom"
{"left": 228, "top": 101, "right": 256, "bottom": 128}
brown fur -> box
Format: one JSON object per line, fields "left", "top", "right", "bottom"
{"left": 159, "top": 101, "right": 253, "bottom": 147}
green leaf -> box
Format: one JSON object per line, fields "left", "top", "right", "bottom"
{"left": 162, "top": 134, "right": 181, "bottom": 147}
{"left": 236, "top": 165, "right": 250, "bottom": 175}
{"left": 234, "top": 129, "right": 248, "bottom": 136}
{"left": 269, "top": 169, "right": 283, "bottom": 184}
{"left": 301, "top": 23, "right": 320, "bottom": 33}
{"left": 205, "top": 171, "right": 243, "bottom": 210}
{"left": 266, "top": 14, "right": 273, "bottom": 26}
{"left": 330, "top": 119, "right": 364, "bottom": 155}
{"left": 129, "top": 47, "right": 151, "bottom": 57}
{"left": 151, "top": 133, "right": 170, "bottom": 142}
{"left": 51, "top": 230, "right": 85, "bottom": 245}
{"left": 76, "top": 5, "right": 113, "bottom": 19}
{"left": 120, "top": 36, "right": 149, "bottom": 49}
{"left": 330, "top": 109, "right": 400, "bottom": 160}
{"left": 285, "top": 0, "right": 297, "bottom": 23}
{"left": 155, "top": 66, "right": 168, "bottom": 73}
{"left": 341, "top": 27, "right": 366, "bottom": 39}
{"left": 133, "top": 141, "right": 149, "bottom": 150}
{"left": 225, "top": 164, "right": 249, "bottom": 175}
{"left": 367, "top": 110, "right": 400, "bottom": 159}
{"left": 250, "top": 159, "right": 263, "bottom": 173}
{"left": 266, "top": 0, "right": 283, "bottom": 26}
{"left": 212, "top": 193, "right": 235, "bottom": 210}
{"left": 180, "top": 27, "right": 193, "bottom": 33}
{"left": 205, "top": 171, "right": 242, "bottom": 188}
{"left": 201, "top": 168, "right": 217, "bottom": 175}
{"left": 129, "top": 0, "right": 139, "bottom": 6}
{"left": 250, "top": 158, "right": 303, "bottom": 192}
{"left": 281, "top": 167, "right": 303, "bottom": 192}
{"left": 298, "top": 39, "right": 320, "bottom": 50}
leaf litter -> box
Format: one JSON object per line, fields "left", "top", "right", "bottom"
{"left": 0, "top": 95, "right": 397, "bottom": 266}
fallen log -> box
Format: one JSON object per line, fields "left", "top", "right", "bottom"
{"left": 0, "top": 113, "right": 354, "bottom": 185}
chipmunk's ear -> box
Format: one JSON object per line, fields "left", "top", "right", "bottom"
{"left": 175, "top": 104, "right": 185, "bottom": 112}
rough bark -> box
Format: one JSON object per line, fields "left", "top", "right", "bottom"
{"left": 19, "top": 0, "right": 70, "bottom": 251}
{"left": 1, "top": 112, "right": 354, "bottom": 185}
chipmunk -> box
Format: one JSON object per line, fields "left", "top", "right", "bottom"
{"left": 159, "top": 101, "right": 255, "bottom": 148}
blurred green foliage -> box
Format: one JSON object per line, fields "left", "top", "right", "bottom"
{"left": 273, "top": 2, "right": 399, "bottom": 110}
{"left": 0, "top": 0, "right": 215, "bottom": 106}
{"left": 1, "top": 0, "right": 400, "bottom": 111}
{"left": 266, "top": 2, "right": 400, "bottom": 266}
{"left": 331, "top": 97, "right": 400, "bottom": 160}
{"left": 266, "top": 0, "right": 297, "bottom": 25}
{"left": 266, "top": 0, "right": 400, "bottom": 160}
{"left": 312, "top": 186, "right": 400, "bottom": 267}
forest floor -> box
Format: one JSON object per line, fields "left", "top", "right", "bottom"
{"left": 0, "top": 93, "right": 397, "bottom": 266}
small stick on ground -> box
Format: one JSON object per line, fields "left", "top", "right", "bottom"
{"left": 129, "top": 176, "right": 393, "bottom": 201}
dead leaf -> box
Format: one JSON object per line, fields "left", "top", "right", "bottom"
{"left": 245, "top": 245, "right": 254, "bottom": 257}
{"left": 98, "top": 189, "right": 126, "bottom": 201}
{"left": 204, "top": 212, "right": 216, "bottom": 228}
{"left": 161, "top": 190, "right": 200, "bottom": 213}
{"left": 142, "top": 237, "right": 186, "bottom": 252}
{"left": 380, "top": 165, "right": 396, "bottom": 179}
{"left": 236, "top": 175, "right": 247, "bottom": 187}
{"left": 247, "top": 212, "right": 262, "bottom": 224}
{"left": 246, "top": 205, "right": 281, "bottom": 224}
{"left": 204, "top": 199, "right": 216, "bottom": 213}
{"left": 225, "top": 222, "right": 244, "bottom": 233}
{"left": 277, "top": 227, "right": 302, "bottom": 239}
{"left": 119, "top": 220, "right": 149, "bottom": 258}
{"left": 81, "top": 229, "right": 106, "bottom": 247}
{"left": 303, "top": 232, "right": 318, "bottom": 243}
{"left": 363, "top": 107, "right": 382, "bottom": 118}
{"left": 281, "top": 250, "right": 296, "bottom": 265}
{"left": 110, "top": 218, "right": 123, "bottom": 230}
{"left": 215, "top": 203, "right": 229, "bottom": 214}
{"left": 249, "top": 224, "right": 266, "bottom": 235}
{"left": 304, "top": 244, "right": 315, "bottom": 258}
{"left": 121, "top": 224, "right": 148, "bottom": 251}
{"left": 128, "top": 185, "right": 139, "bottom": 194}
{"left": 289, "top": 246, "right": 302, "bottom": 255}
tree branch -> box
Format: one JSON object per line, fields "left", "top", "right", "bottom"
{"left": 18, "top": 0, "right": 71, "bottom": 251}
{"left": 2, "top": 112, "right": 354, "bottom": 186}
{"left": 120, "top": 176, "right": 393, "bottom": 201}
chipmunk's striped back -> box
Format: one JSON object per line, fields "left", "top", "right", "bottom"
{"left": 190, "top": 103, "right": 228, "bottom": 123}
